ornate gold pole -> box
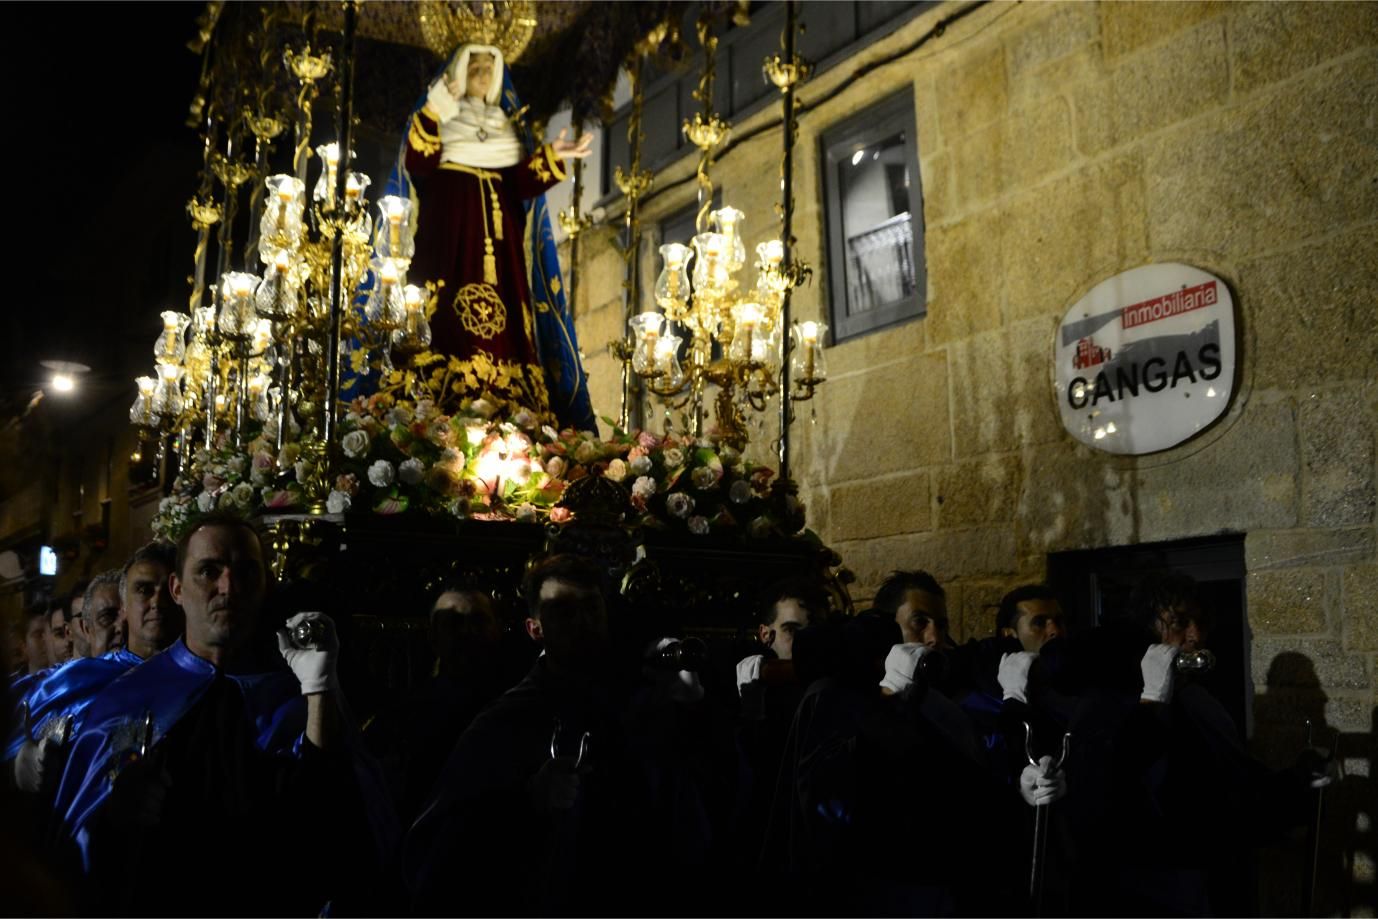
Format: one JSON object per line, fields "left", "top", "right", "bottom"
{"left": 322, "top": 0, "right": 359, "bottom": 449}
{"left": 765, "top": 0, "right": 810, "bottom": 483}
{"left": 241, "top": 6, "right": 285, "bottom": 270}
{"left": 683, "top": 13, "right": 730, "bottom": 438}
{"left": 614, "top": 59, "right": 653, "bottom": 432}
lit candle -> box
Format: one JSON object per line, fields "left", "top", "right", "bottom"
{"left": 324, "top": 144, "right": 340, "bottom": 203}
{"left": 800, "top": 321, "right": 819, "bottom": 380}
{"left": 386, "top": 198, "right": 404, "bottom": 254}
{"left": 345, "top": 174, "right": 361, "bottom": 201}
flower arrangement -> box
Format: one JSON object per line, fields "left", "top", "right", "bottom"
{"left": 152, "top": 393, "right": 804, "bottom": 542}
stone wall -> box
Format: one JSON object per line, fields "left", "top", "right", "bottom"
{"left": 570, "top": 1, "right": 1377, "bottom": 909}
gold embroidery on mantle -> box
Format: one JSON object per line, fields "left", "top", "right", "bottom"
{"left": 453, "top": 283, "right": 507, "bottom": 339}
{"left": 410, "top": 350, "right": 552, "bottom": 420}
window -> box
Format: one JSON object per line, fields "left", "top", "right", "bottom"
{"left": 601, "top": 2, "right": 935, "bottom": 198}
{"left": 819, "top": 88, "right": 926, "bottom": 343}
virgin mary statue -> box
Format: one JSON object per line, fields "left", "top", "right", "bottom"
{"left": 385, "top": 36, "right": 595, "bottom": 430}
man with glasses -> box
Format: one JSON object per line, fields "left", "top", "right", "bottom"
{"left": 6, "top": 568, "right": 146, "bottom": 797}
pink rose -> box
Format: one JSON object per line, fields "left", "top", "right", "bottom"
{"left": 549, "top": 506, "right": 573, "bottom": 524}
{"left": 203, "top": 473, "right": 225, "bottom": 492}
{"left": 637, "top": 431, "right": 659, "bottom": 449}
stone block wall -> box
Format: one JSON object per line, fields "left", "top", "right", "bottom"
{"left": 570, "top": 5, "right": 1376, "bottom": 904}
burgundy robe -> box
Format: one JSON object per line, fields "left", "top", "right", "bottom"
{"left": 405, "top": 106, "right": 566, "bottom": 417}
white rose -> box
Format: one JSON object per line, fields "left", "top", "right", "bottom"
{"left": 666, "top": 492, "right": 695, "bottom": 518}
{"left": 414, "top": 399, "right": 437, "bottom": 421}
{"left": 541, "top": 425, "right": 560, "bottom": 442}
{"left": 729, "top": 479, "right": 753, "bottom": 504}
{"left": 469, "top": 398, "right": 497, "bottom": 419}
{"left": 663, "top": 447, "right": 685, "bottom": 468}
{"left": 399, "top": 458, "right": 425, "bottom": 485}
{"left": 368, "top": 460, "right": 396, "bottom": 487}
{"left": 632, "top": 476, "right": 657, "bottom": 500}
{"left": 605, "top": 458, "right": 629, "bottom": 483}
{"left": 720, "top": 445, "right": 741, "bottom": 467}
{"left": 688, "top": 515, "right": 710, "bottom": 535}
{"left": 512, "top": 410, "right": 536, "bottom": 430}
{"left": 574, "top": 440, "right": 599, "bottom": 464}
{"left": 515, "top": 502, "right": 537, "bottom": 523}
{"left": 277, "top": 443, "right": 300, "bottom": 467}
{"left": 440, "top": 447, "right": 463, "bottom": 466}
{"left": 226, "top": 455, "right": 248, "bottom": 476}
{"left": 196, "top": 491, "right": 216, "bottom": 512}
{"left": 546, "top": 456, "right": 568, "bottom": 477}
{"left": 341, "top": 429, "right": 370, "bottom": 458}
{"left": 231, "top": 482, "right": 255, "bottom": 506}
{"left": 326, "top": 489, "right": 352, "bottom": 514}
{"left": 629, "top": 454, "right": 653, "bottom": 476}
{"left": 387, "top": 404, "right": 414, "bottom": 427}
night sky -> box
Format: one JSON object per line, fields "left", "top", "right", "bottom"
{"left": 2, "top": 3, "right": 204, "bottom": 417}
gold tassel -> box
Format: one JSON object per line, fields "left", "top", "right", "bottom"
{"left": 484, "top": 241, "right": 497, "bottom": 285}
{"left": 493, "top": 198, "right": 504, "bottom": 240}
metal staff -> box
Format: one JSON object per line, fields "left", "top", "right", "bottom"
{"left": 1301, "top": 718, "right": 1341, "bottom": 917}
{"left": 1023, "top": 721, "right": 1071, "bottom": 916}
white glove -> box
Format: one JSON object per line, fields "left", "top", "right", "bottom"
{"left": 12, "top": 737, "right": 60, "bottom": 795}
{"left": 998, "top": 651, "right": 1038, "bottom": 704}
{"left": 736, "top": 653, "right": 764, "bottom": 696}
{"left": 425, "top": 77, "right": 460, "bottom": 123}
{"left": 277, "top": 611, "right": 340, "bottom": 695}
{"left": 1019, "top": 754, "right": 1068, "bottom": 807}
{"left": 879, "top": 642, "right": 929, "bottom": 694}
{"left": 651, "top": 638, "right": 705, "bottom": 704}
{"left": 1140, "top": 643, "right": 1179, "bottom": 704}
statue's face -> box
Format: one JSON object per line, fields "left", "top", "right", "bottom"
{"left": 466, "top": 52, "right": 495, "bottom": 100}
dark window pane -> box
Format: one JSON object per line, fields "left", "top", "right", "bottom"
{"left": 729, "top": 15, "right": 779, "bottom": 113}
{"left": 858, "top": 1, "right": 921, "bottom": 35}
{"left": 643, "top": 85, "right": 682, "bottom": 165}
{"left": 799, "top": 1, "right": 857, "bottom": 62}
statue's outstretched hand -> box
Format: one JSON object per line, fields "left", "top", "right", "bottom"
{"left": 552, "top": 128, "right": 594, "bottom": 160}
{"left": 426, "top": 76, "right": 460, "bottom": 123}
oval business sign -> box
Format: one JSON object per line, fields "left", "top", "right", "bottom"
{"left": 1054, "top": 263, "right": 1235, "bottom": 455}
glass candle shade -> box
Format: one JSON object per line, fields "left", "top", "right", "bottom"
{"left": 791, "top": 320, "right": 828, "bottom": 383}
{"left": 654, "top": 243, "right": 693, "bottom": 313}
{"left": 377, "top": 196, "right": 416, "bottom": 262}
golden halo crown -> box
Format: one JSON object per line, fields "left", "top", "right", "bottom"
{"left": 418, "top": 1, "right": 538, "bottom": 64}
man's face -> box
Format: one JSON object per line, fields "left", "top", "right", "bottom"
{"left": 527, "top": 577, "right": 608, "bottom": 672}
{"left": 895, "top": 589, "right": 948, "bottom": 649}
{"left": 122, "top": 559, "right": 182, "bottom": 656}
{"left": 465, "top": 52, "right": 495, "bottom": 100}
{"left": 47, "top": 607, "right": 74, "bottom": 665}
{"left": 431, "top": 590, "right": 500, "bottom": 669}
{"left": 171, "top": 525, "right": 267, "bottom": 655}
{"left": 68, "top": 594, "right": 90, "bottom": 657}
{"left": 81, "top": 583, "right": 123, "bottom": 657}
{"left": 1012, "top": 598, "right": 1065, "bottom": 653}
{"left": 24, "top": 613, "right": 49, "bottom": 673}
{"left": 759, "top": 597, "right": 810, "bottom": 661}
{"left": 1155, "top": 604, "right": 1206, "bottom": 653}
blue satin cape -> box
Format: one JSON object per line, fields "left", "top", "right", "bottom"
{"left": 52, "top": 639, "right": 306, "bottom": 868}
{"left": 4, "top": 648, "right": 144, "bottom": 761}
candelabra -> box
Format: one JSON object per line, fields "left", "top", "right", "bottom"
{"left": 613, "top": 9, "right": 825, "bottom": 452}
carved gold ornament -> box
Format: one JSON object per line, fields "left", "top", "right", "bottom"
{"left": 417, "top": 1, "right": 537, "bottom": 64}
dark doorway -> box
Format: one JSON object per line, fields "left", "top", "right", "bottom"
{"left": 1046, "top": 534, "right": 1250, "bottom": 736}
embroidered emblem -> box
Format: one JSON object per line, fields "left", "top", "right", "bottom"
{"left": 528, "top": 154, "right": 553, "bottom": 183}
{"left": 454, "top": 284, "right": 507, "bottom": 339}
